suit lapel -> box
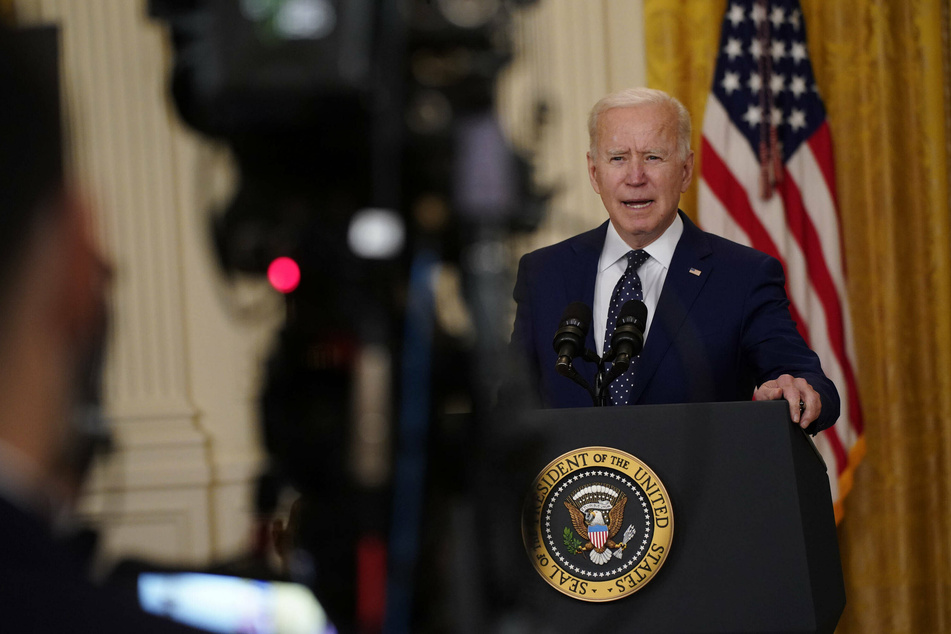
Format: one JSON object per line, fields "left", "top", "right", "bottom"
{"left": 566, "top": 222, "right": 607, "bottom": 354}
{"left": 630, "top": 212, "right": 713, "bottom": 404}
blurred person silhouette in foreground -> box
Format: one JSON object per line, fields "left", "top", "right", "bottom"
{"left": 0, "top": 26, "right": 205, "bottom": 633}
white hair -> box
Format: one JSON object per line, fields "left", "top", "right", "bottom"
{"left": 587, "top": 87, "right": 692, "bottom": 160}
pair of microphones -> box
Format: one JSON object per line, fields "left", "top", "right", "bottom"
{"left": 552, "top": 301, "right": 647, "bottom": 406}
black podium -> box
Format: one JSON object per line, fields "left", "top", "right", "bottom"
{"left": 503, "top": 400, "right": 844, "bottom": 634}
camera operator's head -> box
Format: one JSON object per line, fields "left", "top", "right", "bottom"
{"left": 0, "top": 28, "right": 110, "bottom": 513}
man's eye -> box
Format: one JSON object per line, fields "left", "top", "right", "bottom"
{"left": 610, "top": 156, "right": 624, "bottom": 162}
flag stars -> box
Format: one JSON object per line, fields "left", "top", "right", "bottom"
{"left": 770, "top": 39, "right": 786, "bottom": 62}
{"left": 748, "top": 73, "right": 763, "bottom": 93}
{"left": 789, "top": 9, "right": 802, "bottom": 30}
{"left": 769, "top": 6, "right": 785, "bottom": 29}
{"left": 724, "top": 37, "right": 744, "bottom": 60}
{"left": 789, "top": 109, "right": 807, "bottom": 131}
{"left": 790, "top": 75, "right": 807, "bottom": 98}
{"left": 769, "top": 73, "right": 786, "bottom": 95}
{"left": 721, "top": 71, "right": 741, "bottom": 95}
{"left": 727, "top": 3, "right": 745, "bottom": 27}
{"left": 751, "top": 3, "right": 766, "bottom": 24}
{"left": 770, "top": 108, "right": 784, "bottom": 127}
{"left": 742, "top": 105, "right": 763, "bottom": 127}
{"left": 750, "top": 39, "right": 764, "bottom": 58}
{"left": 790, "top": 41, "right": 808, "bottom": 64}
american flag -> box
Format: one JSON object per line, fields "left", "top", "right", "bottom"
{"left": 698, "top": 0, "right": 864, "bottom": 522}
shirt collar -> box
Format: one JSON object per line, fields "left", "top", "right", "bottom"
{"left": 599, "top": 212, "right": 684, "bottom": 272}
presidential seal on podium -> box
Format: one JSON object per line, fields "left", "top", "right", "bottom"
{"left": 522, "top": 446, "right": 674, "bottom": 602}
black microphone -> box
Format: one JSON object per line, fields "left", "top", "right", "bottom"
{"left": 552, "top": 302, "right": 591, "bottom": 375}
{"left": 609, "top": 300, "right": 647, "bottom": 373}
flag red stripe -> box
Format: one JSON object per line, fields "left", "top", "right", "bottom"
{"left": 773, "top": 174, "right": 848, "bottom": 470}
{"left": 809, "top": 124, "right": 857, "bottom": 292}
{"left": 700, "top": 1, "right": 863, "bottom": 523}
{"left": 807, "top": 123, "right": 840, "bottom": 210}
{"left": 703, "top": 136, "right": 850, "bottom": 472}
{"left": 700, "top": 136, "right": 810, "bottom": 340}
{"left": 777, "top": 174, "right": 845, "bottom": 369}
{"left": 779, "top": 169, "right": 865, "bottom": 440}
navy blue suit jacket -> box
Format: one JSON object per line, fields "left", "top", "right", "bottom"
{"left": 511, "top": 212, "right": 839, "bottom": 434}
{"left": 0, "top": 494, "right": 207, "bottom": 633}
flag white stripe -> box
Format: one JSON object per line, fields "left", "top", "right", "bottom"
{"left": 705, "top": 99, "right": 853, "bottom": 354}
{"left": 785, "top": 145, "right": 851, "bottom": 315}
{"left": 700, "top": 126, "right": 854, "bottom": 470}
{"left": 701, "top": 107, "right": 856, "bottom": 443}
{"left": 698, "top": 178, "right": 752, "bottom": 247}
{"left": 701, "top": 99, "right": 852, "bottom": 350}
{"left": 787, "top": 145, "right": 864, "bottom": 421}
{"left": 699, "top": 1, "right": 863, "bottom": 520}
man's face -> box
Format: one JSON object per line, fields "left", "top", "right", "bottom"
{"left": 587, "top": 104, "right": 694, "bottom": 249}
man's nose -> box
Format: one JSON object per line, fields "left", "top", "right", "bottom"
{"left": 625, "top": 161, "right": 647, "bottom": 185}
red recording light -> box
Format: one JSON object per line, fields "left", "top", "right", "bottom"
{"left": 267, "top": 256, "right": 301, "bottom": 294}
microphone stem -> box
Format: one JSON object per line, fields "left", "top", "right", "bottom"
{"left": 595, "top": 358, "right": 609, "bottom": 406}
{"left": 556, "top": 361, "right": 596, "bottom": 405}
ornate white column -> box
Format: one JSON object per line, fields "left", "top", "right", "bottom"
{"left": 499, "top": 0, "right": 647, "bottom": 250}
{"left": 15, "top": 0, "right": 280, "bottom": 565}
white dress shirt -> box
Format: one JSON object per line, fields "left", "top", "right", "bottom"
{"left": 593, "top": 214, "right": 684, "bottom": 356}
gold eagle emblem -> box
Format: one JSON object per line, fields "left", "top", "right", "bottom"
{"left": 564, "top": 484, "right": 636, "bottom": 565}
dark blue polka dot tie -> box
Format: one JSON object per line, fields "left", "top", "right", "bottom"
{"left": 605, "top": 249, "right": 649, "bottom": 406}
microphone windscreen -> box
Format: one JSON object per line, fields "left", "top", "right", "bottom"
{"left": 618, "top": 300, "right": 647, "bottom": 328}
{"left": 560, "top": 301, "right": 592, "bottom": 333}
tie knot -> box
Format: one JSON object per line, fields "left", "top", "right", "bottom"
{"left": 626, "top": 249, "right": 649, "bottom": 271}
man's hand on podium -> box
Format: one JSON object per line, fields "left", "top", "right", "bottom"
{"left": 754, "top": 373, "right": 821, "bottom": 430}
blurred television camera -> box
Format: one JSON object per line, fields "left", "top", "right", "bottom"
{"left": 149, "top": 1, "right": 544, "bottom": 631}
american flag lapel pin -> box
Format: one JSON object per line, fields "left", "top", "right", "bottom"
{"left": 689, "top": 267, "right": 702, "bottom": 276}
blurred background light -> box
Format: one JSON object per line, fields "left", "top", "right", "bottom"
{"left": 347, "top": 208, "right": 406, "bottom": 260}
{"left": 268, "top": 256, "right": 302, "bottom": 293}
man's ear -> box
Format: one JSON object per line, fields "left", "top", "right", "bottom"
{"left": 680, "top": 150, "right": 695, "bottom": 193}
{"left": 56, "top": 193, "right": 109, "bottom": 345}
{"left": 587, "top": 151, "right": 601, "bottom": 195}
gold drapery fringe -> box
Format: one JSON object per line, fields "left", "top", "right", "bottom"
{"left": 644, "top": 0, "right": 951, "bottom": 631}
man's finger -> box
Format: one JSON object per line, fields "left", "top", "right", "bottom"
{"left": 753, "top": 382, "right": 781, "bottom": 401}
{"left": 785, "top": 390, "right": 803, "bottom": 424}
{"left": 798, "top": 387, "right": 821, "bottom": 429}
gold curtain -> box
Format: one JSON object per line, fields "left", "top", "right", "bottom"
{"left": 644, "top": 0, "right": 951, "bottom": 631}
{"left": 1, "top": 0, "right": 15, "bottom": 25}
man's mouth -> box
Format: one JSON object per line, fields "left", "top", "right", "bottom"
{"left": 623, "top": 200, "right": 653, "bottom": 210}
